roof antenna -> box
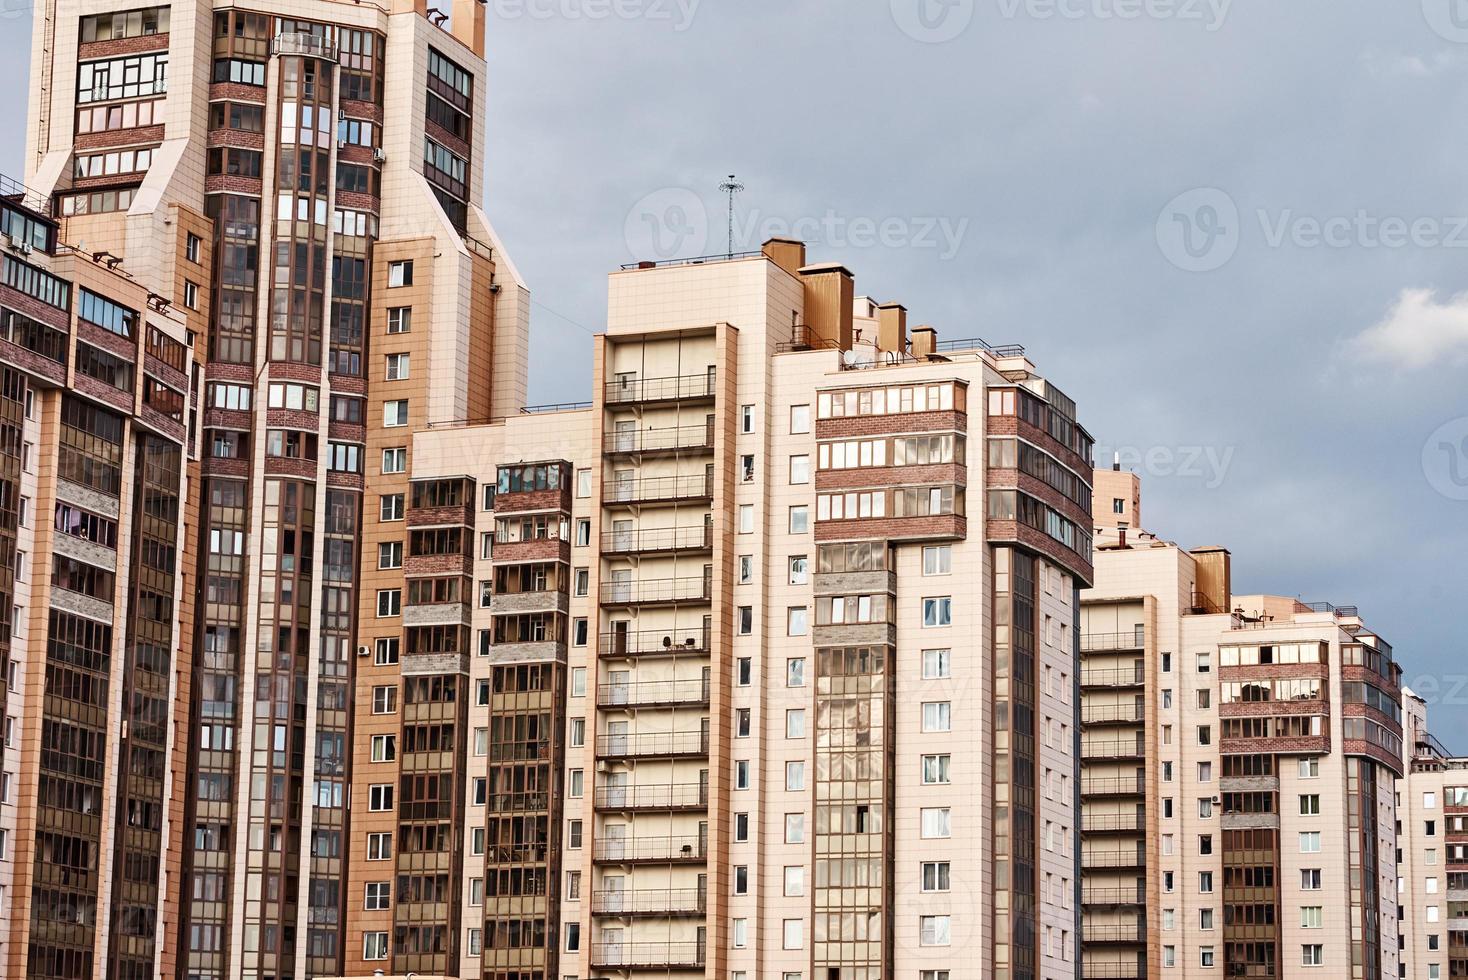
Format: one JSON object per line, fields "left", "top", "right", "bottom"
{"left": 718, "top": 174, "right": 744, "bottom": 259}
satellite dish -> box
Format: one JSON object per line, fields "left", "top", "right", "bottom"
{"left": 841, "top": 348, "right": 859, "bottom": 366}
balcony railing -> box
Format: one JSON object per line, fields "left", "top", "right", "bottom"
{"left": 1082, "top": 886, "right": 1147, "bottom": 906}
{"left": 1082, "top": 703, "right": 1146, "bottom": 725}
{"left": 593, "top": 781, "right": 709, "bottom": 811}
{"left": 1082, "top": 739, "right": 1146, "bottom": 761}
{"left": 603, "top": 473, "right": 714, "bottom": 505}
{"left": 600, "top": 627, "right": 711, "bottom": 657}
{"left": 1082, "top": 812, "right": 1145, "bottom": 833}
{"left": 1081, "top": 666, "right": 1145, "bottom": 688}
{"left": 590, "top": 885, "right": 707, "bottom": 915}
{"left": 600, "top": 576, "right": 711, "bottom": 606}
{"left": 1082, "top": 849, "right": 1146, "bottom": 869}
{"left": 1084, "top": 922, "right": 1146, "bottom": 943}
{"left": 1080, "top": 776, "right": 1146, "bottom": 797}
{"left": 272, "top": 31, "right": 338, "bottom": 60}
{"left": 597, "top": 677, "right": 711, "bottom": 708}
{"left": 1082, "top": 962, "right": 1146, "bottom": 980}
{"left": 593, "top": 835, "right": 708, "bottom": 863}
{"left": 601, "top": 525, "right": 713, "bottom": 555}
{"left": 1081, "top": 630, "right": 1146, "bottom": 652}
{"left": 605, "top": 372, "right": 717, "bottom": 405}
{"left": 597, "top": 731, "right": 710, "bottom": 759}
{"left": 604, "top": 425, "right": 714, "bottom": 455}
{"left": 590, "top": 940, "right": 707, "bottom": 970}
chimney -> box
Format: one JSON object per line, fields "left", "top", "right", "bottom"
{"left": 799, "top": 263, "right": 855, "bottom": 351}
{"left": 762, "top": 238, "right": 806, "bottom": 278}
{"left": 450, "top": 0, "right": 487, "bottom": 57}
{"left": 910, "top": 325, "right": 937, "bottom": 358}
{"left": 876, "top": 303, "right": 908, "bottom": 355}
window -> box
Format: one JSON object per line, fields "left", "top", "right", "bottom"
{"left": 567, "top": 769, "right": 583, "bottom": 798}
{"left": 1300, "top": 794, "right": 1321, "bottom": 815}
{"left": 1301, "top": 869, "right": 1322, "bottom": 890}
{"left": 385, "top": 353, "right": 409, "bottom": 380}
{"left": 183, "top": 280, "right": 199, "bottom": 309}
{"left": 370, "top": 735, "right": 396, "bottom": 763}
{"left": 734, "top": 812, "right": 749, "bottom": 842}
{"left": 731, "top": 918, "right": 748, "bottom": 948}
{"left": 376, "top": 589, "right": 401, "bottom": 617}
{"left": 382, "top": 447, "right": 406, "bottom": 473}
{"left": 564, "top": 871, "right": 579, "bottom": 901}
{"left": 1302, "top": 945, "right": 1323, "bottom": 967}
{"left": 186, "top": 232, "right": 201, "bottom": 262}
{"left": 789, "top": 455, "right": 810, "bottom": 484}
{"left": 383, "top": 400, "right": 408, "bottom": 427}
{"left": 922, "top": 861, "right": 951, "bottom": 892}
{"left": 567, "top": 819, "right": 583, "bottom": 848}
{"left": 1300, "top": 758, "right": 1319, "bottom": 778}
{"left": 786, "top": 709, "right": 805, "bottom": 739}
{"left": 368, "top": 784, "right": 394, "bottom": 811}
{"left": 787, "top": 606, "right": 808, "bottom": 636}
{"left": 1301, "top": 906, "right": 1322, "bottom": 928}
{"left": 1200, "top": 948, "right": 1215, "bottom": 968}
{"left": 789, "top": 505, "right": 809, "bottom": 534}
{"left": 737, "top": 555, "right": 753, "bottom": 584}
{"left": 923, "top": 546, "right": 952, "bottom": 575}
{"left": 367, "top": 832, "right": 392, "bottom": 860}
{"left": 374, "top": 638, "right": 399, "bottom": 665}
{"left": 737, "top": 607, "right": 752, "bottom": 635}
{"left": 738, "top": 504, "right": 754, "bottom": 533}
{"left": 923, "top": 648, "right": 951, "bottom": 678}
{"left": 790, "top": 403, "right": 811, "bottom": 433}
{"left": 564, "top": 922, "right": 580, "bottom": 952}
{"left": 576, "top": 467, "right": 591, "bottom": 496}
{"left": 1299, "top": 832, "right": 1321, "bottom": 853}
{"left": 786, "top": 761, "right": 805, "bottom": 791}
{"left": 789, "top": 555, "right": 808, "bottom": 584}
{"left": 364, "top": 881, "right": 391, "bottom": 910}
{"left": 574, "top": 568, "right": 589, "bottom": 596}
{"left": 785, "top": 813, "right": 804, "bottom": 843}
{"left": 923, "top": 596, "right": 952, "bottom": 627}
{"left": 922, "top": 754, "right": 951, "bottom": 784}
{"left": 787, "top": 657, "right": 806, "bottom": 687}
{"left": 922, "top": 701, "right": 951, "bottom": 732}
{"left": 388, "top": 260, "right": 413, "bottom": 287}
{"left": 378, "top": 541, "right": 403, "bottom": 569}
{"left": 784, "top": 866, "right": 805, "bottom": 896}
{"left": 733, "top": 864, "right": 749, "bottom": 895}
{"left": 575, "top": 519, "right": 591, "bottom": 547}
{"left": 919, "top": 915, "right": 951, "bottom": 946}
{"left": 371, "top": 686, "right": 397, "bottom": 714}
{"left": 740, "top": 404, "right": 754, "bottom": 433}
{"left": 735, "top": 760, "right": 750, "bottom": 790}
{"left": 387, "top": 306, "right": 411, "bottom": 333}
{"left": 735, "top": 708, "right": 751, "bottom": 738}
{"left": 380, "top": 493, "right": 405, "bottom": 521}
{"left": 363, "top": 931, "right": 388, "bottom": 960}
{"left": 783, "top": 919, "right": 804, "bottom": 950}
{"left": 1196, "top": 652, "right": 1211, "bottom": 673}
{"left": 921, "top": 807, "right": 951, "bottom": 838}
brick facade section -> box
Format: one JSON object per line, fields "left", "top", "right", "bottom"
{"left": 209, "top": 82, "right": 267, "bottom": 103}
{"left": 491, "top": 538, "right": 570, "bottom": 564}
{"left": 814, "top": 514, "right": 966, "bottom": 543}
{"left": 814, "top": 462, "right": 964, "bottom": 492}
{"left": 78, "top": 33, "right": 169, "bottom": 59}
{"left": 408, "top": 503, "right": 474, "bottom": 529}
{"left": 0, "top": 283, "right": 70, "bottom": 332}
{"left": 77, "top": 319, "right": 137, "bottom": 360}
{"left": 75, "top": 124, "right": 166, "bottom": 151}
{"left": 266, "top": 408, "right": 320, "bottom": 430}
{"left": 984, "top": 517, "right": 1093, "bottom": 585}
{"left": 814, "top": 408, "right": 967, "bottom": 440}
{"left": 0, "top": 341, "right": 66, "bottom": 386}
{"left": 208, "top": 129, "right": 266, "bottom": 152}
{"left": 72, "top": 372, "right": 133, "bottom": 413}
{"left": 495, "top": 486, "right": 571, "bottom": 514}
{"left": 404, "top": 552, "right": 473, "bottom": 577}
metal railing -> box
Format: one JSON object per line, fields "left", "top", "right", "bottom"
{"left": 1080, "top": 666, "right": 1145, "bottom": 688}
{"left": 604, "top": 425, "right": 714, "bottom": 454}
{"left": 1082, "top": 849, "right": 1146, "bottom": 869}
{"left": 590, "top": 940, "right": 707, "bottom": 969}
{"left": 605, "top": 372, "right": 716, "bottom": 404}
{"left": 593, "top": 782, "right": 709, "bottom": 810}
{"left": 934, "top": 336, "right": 1027, "bottom": 358}
{"left": 1082, "top": 704, "right": 1146, "bottom": 725}
{"left": 1081, "top": 962, "right": 1146, "bottom": 979}
{"left": 592, "top": 835, "right": 707, "bottom": 863}
{"left": 590, "top": 885, "right": 707, "bottom": 915}
{"left": 272, "top": 31, "right": 338, "bottom": 60}
{"left": 1081, "top": 630, "right": 1146, "bottom": 652}
{"left": 1082, "top": 812, "right": 1145, "bottom": 833}
{"left": 597, "top": 677, "right": 711, "bottom": 708}
{"left": 1082, "top": 886, "right": 1146, "bottom": 906}
{"left": 1080, "top": 776, "right": 1146, "bottom": 796}
{"left": 601, "top": 525, "right": 712, "bottom": 555}
{"left": 597, "top": 731, "right": 710, "bottom": 758}
{"left": 1084, "top": 922, "right": 1146, "bottom": 943}
{"left": 1082, "top": 739, "right": 1146, "bottom": 761}
{"left": 600, "top": 577, "right": 712, "bottom": 606}
{"left": 600, "top": 627, "right": 711, "bottom": 657}
{"left": 603, "top": 473, "right": 713, "bottom": 504}
{"left": 620, "top": 250, "right": 763, "bottom": 270}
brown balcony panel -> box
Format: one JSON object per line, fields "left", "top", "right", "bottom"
{"left": 494, "top": 485, "right": 572, "bottom": 514}
{"left": 813, "top": 514, "right": 965, "bottom": 544}
{"left": 813, "top": 408, "right": 967, "bottom": 441}
{"left": 491, "top": 537, "right": 570, "bottom": 564}
{"left": 407, "top": 502, "right": 475, "bottom": 528}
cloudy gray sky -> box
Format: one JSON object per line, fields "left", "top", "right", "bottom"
{"left": 5, "top": 0, "right": 1468, "bottom": 732}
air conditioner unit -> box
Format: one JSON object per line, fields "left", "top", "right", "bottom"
{"left": 595, "top": 760, "right": 610, "bottom": 772}
{"left": 5, "top": 235, "right": 25, "bottom": 253}
{"left": 372, "top": 147, "right": 386, "bottom": 163}
{"left": 336, "top": 138, "right": 347, "bottom": 150}
{"left": 19, "top": 242, "right": 32, "bottom": 255}
{"left": 357, "top": 644, "right": 371, "bottom": 658}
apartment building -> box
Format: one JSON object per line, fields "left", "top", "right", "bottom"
{"left": 1081, "top": 470, "right": 1404, "bottom": 980}
{"left": 404, "top": 237, "right": 1096, "bottom": 980}
{"left": 5, "top": 1, "right": 529, "bottom": 979}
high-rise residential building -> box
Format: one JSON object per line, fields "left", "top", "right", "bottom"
{"left": 4, "top": 2, "right": 529, "bottom": 979}
{"left": 1080, "top": 469, "right": 1404, "bottom": 980}
{"left": 406, "top": 238, "right": 1096, "bottom": 980}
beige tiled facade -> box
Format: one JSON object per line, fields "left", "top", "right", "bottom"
{"left": 1082, "top": 472, "right": 1404, "bottom": 980}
